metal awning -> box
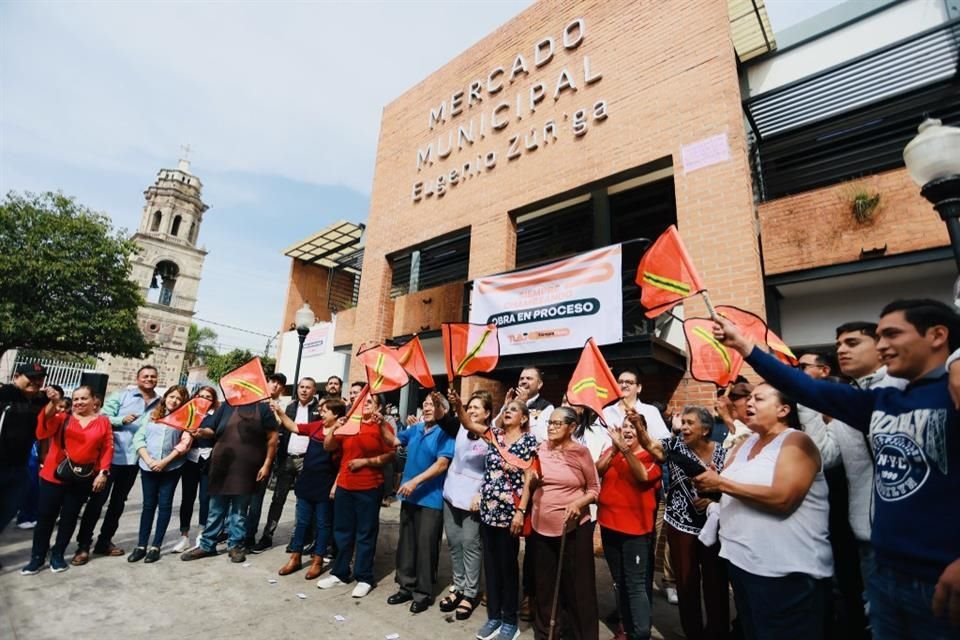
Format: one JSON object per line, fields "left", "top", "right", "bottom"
{"left": 728, "top": 0, "right": 776, "bottom": 63}
{"left": 744, "top": 18, "right": 960, "bottom": 140}
{"left": 283, "top": 220, "right": 365, "bottom": 271}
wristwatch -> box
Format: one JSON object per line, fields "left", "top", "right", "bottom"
{"left": 98, "top": 469, "right": 110, "bottom": 477}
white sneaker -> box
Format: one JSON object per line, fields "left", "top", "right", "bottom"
{"left": 351, "top": 581, "right": 373, "bottom": 598}
{"left": 317, "top": 575, "right": 344, "bottom": 589}
{"left": 17, "top": 521, "right": 37, "bottom": 530}
{"left": 665, "top": 586, "right": 679, "bottom": 605}
{"left": 171, "top": 536, "right": 190, "bottom": 553}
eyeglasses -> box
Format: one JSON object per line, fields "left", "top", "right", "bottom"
{"left": 547, "top": 420, "right": 570, "bottom": 428}
{"left": 617, "top": 379, "right": 637, "bottom": 385}
{"left": 798, "top": 363, "right": 826, "bottom": 371}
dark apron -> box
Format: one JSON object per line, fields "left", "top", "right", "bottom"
{"left": 207, "top": 405, "right": 269, "bottom": 496}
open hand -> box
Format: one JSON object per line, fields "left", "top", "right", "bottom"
{"left": 397, "top": 479, "right": 418, "bottom": 498}
{"left": 692, "top": 465, "right": 723, "bottom": 492}
{"left": 933, "top": 557, "right": 960, "bottom": 626}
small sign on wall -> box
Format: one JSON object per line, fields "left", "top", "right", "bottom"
{"left": 681, "top": 132, "right": 730, "bottom": 174}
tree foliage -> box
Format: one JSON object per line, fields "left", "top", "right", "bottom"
{"left": 0, "top": 191, "right": 152, "bottom": 359}
{"left": 205, "top": 349, "right": 275, "bottom": 384}
{"left": 184, "top": 323, "right": 218, "bottom": 372}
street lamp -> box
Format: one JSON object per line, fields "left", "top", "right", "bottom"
{"left": 903, "top": 117, "right": 960, "bottom": 271}
{"left": 292, "top": 303, "right": 314, "bottom": 393}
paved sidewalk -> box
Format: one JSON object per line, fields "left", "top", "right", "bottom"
{"left": 0, "top": 485, "right": 685, "bottom": 640}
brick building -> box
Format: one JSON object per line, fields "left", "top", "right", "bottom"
{"left": 279, "top": 0, "right": 959, "bottom": 414}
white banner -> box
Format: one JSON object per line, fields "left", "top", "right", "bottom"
{"left": 469, "top": 245, "right": 623, "bottom": 355}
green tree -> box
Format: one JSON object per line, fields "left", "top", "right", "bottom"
{"left": 183, "top": 323, "right": 218, "bottom": 373}
{"left": 204, "top": 350, "right": 276, "bottom": 384}
{"left": 0, "top": 191, "right": 152, "bottom": 359}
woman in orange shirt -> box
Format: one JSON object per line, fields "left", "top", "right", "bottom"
{"left": 21, "top": 385, "right": 113, "bottom": 575}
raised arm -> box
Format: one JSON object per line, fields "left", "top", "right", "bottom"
{"left": 447, "top": 389, "right": 488, "bottom": 436}
{"left": 270, "top": 401, "right": 302, "bottom": 434}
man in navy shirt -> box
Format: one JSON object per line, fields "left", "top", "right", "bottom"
{"left": 712, "top": 298, "right": 960, "bottom": 635}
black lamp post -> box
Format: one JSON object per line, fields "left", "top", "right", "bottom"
{"left": 903, "top": 118, "right": 960, "bottom": 272}
{"left": 292, "top": 303, "right": 314, "bottom": 392}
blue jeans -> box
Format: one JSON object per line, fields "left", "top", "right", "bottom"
{"left": 290, "top": 496, "right": 332, "bottom": 554}
{"left": 602, "top": 527, "right": 652, "bottom": 640}
{"left": 199, "top": 494, "right": 252, "bottom": 552}
{"left": 728, "top": 563, "right": 831, "bottom": 640}
{"left": 867, "top": 563, "right": 959, "bottom": 640}
{"left": 0, "top": 464, "right": 30, "bottom": 535}
{"left": 138, "top": 468, "right": 182, "bottom": 547}
{"left": 244, "top": 479, "right": 268, "bottom": 545}
{"left": 331, "top": 486, "right": 382, "bottom": 584}
{"left": 17, "top": 444, "right": 40, "bottom": 524}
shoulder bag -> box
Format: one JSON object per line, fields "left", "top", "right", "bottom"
{"left": 54, "top": 414, "right": 96, "bottom": 483}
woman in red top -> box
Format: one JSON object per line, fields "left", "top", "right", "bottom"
{"left": 21, "top": 385, "right": 113, "bottom": 575}
{"left": 317, "top": 392, "right": 395, "bottom": 595}
{"left": 596, "top": 410, "right": 665, "bottom": 640}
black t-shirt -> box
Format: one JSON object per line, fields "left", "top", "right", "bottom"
{"left": 0, "top": 384, "right": 49, "bottom": 467}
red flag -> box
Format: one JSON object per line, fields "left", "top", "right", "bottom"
{"left": 683, "top": 317, "right": 744, "bottom": 387}
{"left": 394, "top": 336, "right": 435, "bottom": 389}
{"left": 357, "top": 344, "right": 409, "bottom": 393}
{"left": 635, "top": 225, "right": 705, "bottom": 318}
{"left": 339, "top": 384, "right": 369, "bottom": 436}
{"left": 715, "top": 305, "right": 798, "bottom": 366}
{"left": 157, "top": 397, "right": 212, "bottom": 431}
{"left": 565, "top": 338, "right": 623, "bottom": 423}
{"left": 219, "top": 357, "right": 270, "bottom": 406}
{"left": 441, "top": 323, "right": 500, "bottom": 381}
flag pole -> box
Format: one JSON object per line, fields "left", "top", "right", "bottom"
{"left": 700, "top": 290, "right": 718, "bottom": 320}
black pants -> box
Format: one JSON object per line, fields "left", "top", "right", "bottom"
{"left": 262, "top": 456, "right": 302, "bottom": 539}
{"left": 482, "top": 524, "right": 521, "bottom": 624}
{"left": 178, "top": 458, "right": 209, "bottom": 534}
{"left": 729, "top": 564, "right": 830, "bottom": 640}
{"left": 531, "top": 523, "right": 599, "bottom": 640}
{"left": 824, "top": 466, "right": 868, "bottom": 640}
{"left": 32, "top": 478, "right": 93, "bottom": 559}
{"left": 76, "top": 463, "right": 139, "bottom": 551}
{"left": 395, "top": 501, "right": 444, "bottom": 604}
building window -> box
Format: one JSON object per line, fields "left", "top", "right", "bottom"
{"left": 515, "top": 199, "right": 593, "bottom": 269}
{"left": 389, "top": 230, "right": 470, "bottom": 298}
{"left": 150, "top": 211, "right": 162, "bottom": 232}
{"left": 170, "top": 215, "right": 183, "bottom": 237}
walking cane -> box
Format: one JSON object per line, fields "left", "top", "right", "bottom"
{"left": 547, "top": 521, "right": 571, "bottom": 640}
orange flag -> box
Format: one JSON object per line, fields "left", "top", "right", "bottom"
{"left": 565, "top": 338, "right": 623, "bottom": 424}
{"left": 394, "top": 336, "right": 435, "bottom": 389}
{"left": 683, "top": 317, "right": 744, "bottom": 387}
{"left": 715, "top": 305, "right": 798, "bottom": 366}
{"left": 357, "top": 344, "right": 409, "bottom": 393}
{"left": 441, "top": 323, "right": 500, "bottom": 381}
{"left": 339, "top": 384, "right": 369, "bottom": 436}
{"left": 481, "top": 429, "right": 536, "bottom": 470}
{"left": 158, "top": 397, "right": 212, "bottom": 431}
{"left": 635, "top": 225, "right": 705, "bottom": 318}
{"left": 219, "top": 357, "right": 270, "bottom": 406}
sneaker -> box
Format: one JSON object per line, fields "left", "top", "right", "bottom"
{"left": 17, "top": 521, "right": 37, "bottom": 530}
{"left": 665, "top": 586, "right": 679, "bottom": 605}
{"left": 476, "top": 619, "right": 502, "bottom": 640}
{"left": 49, "top": 552, "right": 68, "bottom": 573}
{"left": 20, "top": 556, "right": 44, "bottom": 576}
{"left": 496, "top": 623, "right": 520, "bottom": 640}
{"left": 228, "top": 547, "right": 247, "bottom": 563}
{"left": 171, "top": 536, "right": 191, "bottom": 554}
{"left": 351, "top": 581, "right": 373, "bottom": 598}
{"left": 250, "top": 537, "right": 272, "bottom": 554}
{"left": 317, "top": 574, "right": 344, "bottom": 589}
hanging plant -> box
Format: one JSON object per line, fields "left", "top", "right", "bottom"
{"left": 851, "top": 191, "right": 881, "bottom": 224}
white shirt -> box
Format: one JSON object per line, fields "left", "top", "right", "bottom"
{"left": 526, "top": 394, "right": 554, "bottom": 442}
{"left": 442, "top": 427, "right": 489, "bottom": 510}
{"left": 286, "top": 402, "right": 311, "bottom": 455}
{"left": 602, "top": 399, "right": 671, "bottom": 440}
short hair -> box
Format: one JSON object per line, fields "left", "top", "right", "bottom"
{"left": 757, "top": 383, "right": 802, "bottom": 430}
{"left": 504, "top": 399, "right": 531, "bottom": 431}
{"left": 327, "top": 375, "right": 343, "bottom": 385}
{"left": 682, "top": 405, "right": 714, "bottom": 437}
{"left": 520, "top": 366, "right": 544, "bottom": 381}
{"left": 324, "top": 398, "right": 347, "bottom": 418}
{"left": 835, "top": 321, "right": 878, "bottom": 340}
{"left": 50, "top": 384, "right": 64, "bottom": 399}
{"left": 552, "top": 406, "right": 579, "bottom": 425}
{"left": 268, "top": 373, "right": 287, "bottom": 385}
{"left": 615, "top": 367, "right": 640, "bottom": 382}
{"left": 881, "top": 299, "right": 960, "bottom": 351}
{"left": 298, "top": 377, "right": 317, "bottom": 388}
{"left": 350, "top": 380, "right": 366, "bottom": 390}
{"left": 466, "top": 391, "right": 494, "bottom": 426}
{"left": 137, "top": 365, "right": 158, "bottom": 377}
{"left": 797, "top": 351, "right": 831, "bottom": 367}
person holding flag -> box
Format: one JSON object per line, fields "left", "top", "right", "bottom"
{"left": 127, "top": 385, "right": 194, "bottom": 563}
{"left": 173, "top": 386, "right": 219, "bottom": 554}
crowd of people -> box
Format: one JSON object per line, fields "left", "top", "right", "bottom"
{"left": 1, "top": 297, "right": 959, "bottom": 640}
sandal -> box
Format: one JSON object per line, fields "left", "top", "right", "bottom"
{"left": 71, "top": 550, "right": 90, "bottom": 566}
{"left": 455, "top": 595, "right": 478, "bottom": 620}
{"left": 439, "top": 591, "right": 463, "bottom": 613}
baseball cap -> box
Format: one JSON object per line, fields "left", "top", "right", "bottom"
{"left": 15, "top": 363, "right": 47, "bottom": 378}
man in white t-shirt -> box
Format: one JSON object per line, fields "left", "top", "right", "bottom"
{"left": 601, "top": 367, "right": 671, "bottom": 440}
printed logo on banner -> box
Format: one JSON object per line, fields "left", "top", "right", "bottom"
{"left": 470, "top": 245, "right": 623, "bottom": 355}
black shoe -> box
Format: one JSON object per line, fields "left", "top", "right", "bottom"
{"left": 127, "top": 547, "right": 147, "bottom": 563}
{"left": 144, "top": 547, "right": 161, "bottom": 563}
{"left": 410, "top": 600, "right": 431, "bottom": 614}
{"left": 251, "top": 537, "right": 272, "bottom": 554}
{"left": 228, "top": 547, "right": 247, "bottom": 563}
{"left": 387, "top": 591, "right": 413, "bottom": 605}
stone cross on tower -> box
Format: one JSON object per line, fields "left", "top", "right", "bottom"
{"left": 178, "top": 143, "right": 192, "bottom": 173}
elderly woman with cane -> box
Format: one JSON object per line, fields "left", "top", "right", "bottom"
{"left": 518, "top": 406, "right": 601, "bottom": 640}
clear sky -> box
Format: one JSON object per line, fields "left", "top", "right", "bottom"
{"left": 0, "top": 0, "right": 843, "bottom": 356}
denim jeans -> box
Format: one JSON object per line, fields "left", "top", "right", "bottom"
{"left": 17, "top": 444, "right": 40, "bottom": 524}
{"left": 138, "top": 468, "right": 182, "bottom": 547}
{"left": 867, "top": 563, "right": 958, "bottom": 640}
{"left": 178, "top": 458, "right": 209, "bottom": 534}
{"left": 0, "top": 464, "right": 29, "bottom": 535}
{"left": 199, "top": 494, "right": 252, "bottom": 551}
{"left": 602, "top": 527, "right": 652, "bottom": 640}
{"left": 289, "top": 496, "right": 332, "bottom": 554}
{"left": 32, "top": 478, "right": 93, "bottom": 559}
{"left": 244, "top": 479, "right": 268, "bottom": 545}
{"left": 728, "top": 563, "right": 831, "bottom": 640}
{"left": 331, "top": 486, "right": 382, "bottom": 584}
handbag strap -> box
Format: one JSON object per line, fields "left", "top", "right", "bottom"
{"left": 58, "top": 412, "right": 73, "bottom": 460}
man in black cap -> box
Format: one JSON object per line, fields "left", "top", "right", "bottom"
{"left": 0, "top": 363, "right": 51, "bottom": 539}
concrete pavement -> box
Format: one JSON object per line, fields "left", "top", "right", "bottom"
{"left": 0, "top": 485, "right": 686, "bottom": 640}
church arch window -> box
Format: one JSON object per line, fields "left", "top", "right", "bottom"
{"left": 150, "top": 210, "right": 162, "bottom": 232}
{"left": 170, "top": 215, "right": 182, "bottom": 237}
{"left": 147, "top": 260, "right": 179, "bottom": 306}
